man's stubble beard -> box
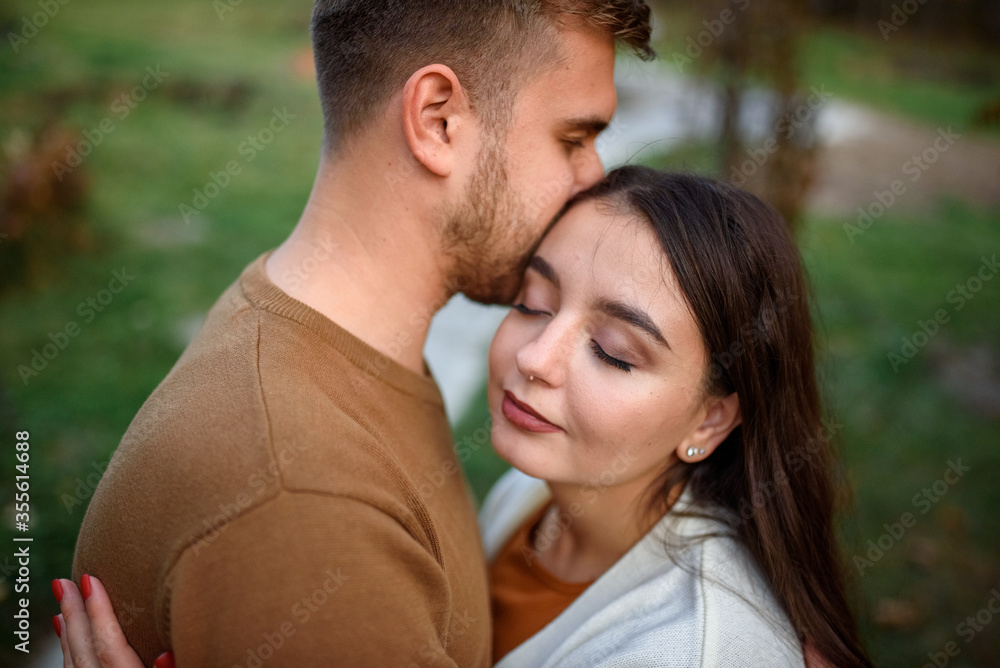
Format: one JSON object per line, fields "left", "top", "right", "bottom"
{"left": 440, "top": 133, "right": 544, "bottom": 306}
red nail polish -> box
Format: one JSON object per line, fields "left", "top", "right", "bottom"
{"left": 81, "top": 574, "right": 92, "bottom": 600}
{"left": 154, "top": 652, "right": 176, "bottom": 668}
{"left": 53, "top": 615, "right": 62, "bottom": 638}
{"left": 51, "top": 579, "right": 64, "bottom": 603}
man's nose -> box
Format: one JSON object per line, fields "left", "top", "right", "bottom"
{"left": 571, "top": 146, "right": 605, "bottom": 197}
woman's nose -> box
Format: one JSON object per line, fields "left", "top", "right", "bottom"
{"left": 514, "top": 318, "right": 574, "bottom": 387}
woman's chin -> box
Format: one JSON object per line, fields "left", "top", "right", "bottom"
{"left": 491, "top": 422, "right": 555, "bottom": 481}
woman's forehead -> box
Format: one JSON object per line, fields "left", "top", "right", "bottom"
{"left": 536, "top": 199, "right": 688, "bottom": 315}
{"left": 541, "top": 200, "right": 662, "bottom": 280}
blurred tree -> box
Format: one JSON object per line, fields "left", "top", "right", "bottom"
{"left": 683, "top": 0, "right": 820, "bottom": 229}
{"left": 809, "top": 0, "right": 1000, "bottom": 45}
{"left": 0, "top": 123, "right": 93, "bottom": 292}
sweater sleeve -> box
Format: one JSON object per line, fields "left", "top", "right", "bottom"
{"left": 164, "top": 491, "right": 461, "bottom": 667}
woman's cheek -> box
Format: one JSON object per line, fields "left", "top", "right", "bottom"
{"left": 569, "top": 387, "right": 628, "bottom": 457}
{"left": 489, "top": 318, "right": 516, "bottom": 376}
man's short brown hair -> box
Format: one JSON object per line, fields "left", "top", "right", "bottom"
{"left": 311, "top": 0, "right": 654, "bottom": 153}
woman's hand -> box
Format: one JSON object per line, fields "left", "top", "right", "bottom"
{"left": 52, "top": 575, "right": 174, "bottom": 668}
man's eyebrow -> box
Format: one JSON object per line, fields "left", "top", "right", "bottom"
{"left": 559, "top": 116, "right": 610, "bottom": 135}
{"left": 527, "top": 256, "right": 560, "bottom": 289}
{"left": 596, "top": 298, "right": 670, "bottom": 349}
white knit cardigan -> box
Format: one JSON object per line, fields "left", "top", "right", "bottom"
{"left": 479, "top": 469, "right": 806, "bottom": 667}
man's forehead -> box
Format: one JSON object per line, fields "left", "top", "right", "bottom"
{"left": 531, "top": 31, "right": 617, "bottom": 111}
{"left": 547, "top": 91, "right": 617, "bottom": 134}
{"left": 519, "top": 68, "right": 617, "bottom": 128}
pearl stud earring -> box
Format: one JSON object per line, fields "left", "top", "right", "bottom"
{"left": 686, "top": 447, "right": 706, "bottom": 458}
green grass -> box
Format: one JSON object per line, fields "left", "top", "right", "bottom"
{"left": 800, "top": 201, "right": 1000, "bottom": 668}
{"left": 1, "top": 1, "right": 998, "bottom": 665}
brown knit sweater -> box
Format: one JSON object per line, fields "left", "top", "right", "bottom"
{"left": 72, "top": 253, "right": 491, "bottom": 667}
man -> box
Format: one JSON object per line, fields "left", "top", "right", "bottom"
{"left": 64, "top": 1, "right": 653, "bottom": 665}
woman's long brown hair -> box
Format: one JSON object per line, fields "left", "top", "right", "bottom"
{"left": 572, "top": 166, "right": 872, "bottom": 667}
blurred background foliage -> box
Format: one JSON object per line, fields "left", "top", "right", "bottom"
{"left": 0, "top": 0, "right": 998, "bottom": 665}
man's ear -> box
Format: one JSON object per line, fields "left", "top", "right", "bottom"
{"left": 402, "top": 64, "right": 468, "bottom": 178}
{"left": 676, "top": 392, "right": 741, "bottom": 463}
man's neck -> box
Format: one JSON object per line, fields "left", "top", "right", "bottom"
{"left": 266, "top": 155, "right": 453, "bottom": 375}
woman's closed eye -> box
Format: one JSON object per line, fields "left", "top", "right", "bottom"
{"left": 591, "top": 340, "right": 632, "bottom": 373}
{"left": 512, "top": 303, "right": 548, "bottom": 317}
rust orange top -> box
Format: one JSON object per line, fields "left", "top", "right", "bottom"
{"left": 489, "top": 503, "right": 596, "bottom": 664}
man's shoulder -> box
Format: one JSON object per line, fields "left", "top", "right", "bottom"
{"left": 120, "top": 260, "right": 401, "bottom": 481}
{"left": 112, "top": 328, "right": 403, "bottom": 508}
{"left": 81, "top": 293, "right": 416, "bottom": 565}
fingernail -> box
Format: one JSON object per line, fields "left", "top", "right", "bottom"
{"left": 154, "top": 652, "right": 176, "bottom": 668}
{"left": 51, "top": 579, "right": 64, "bottom": 603}
{"left": 53, "top": 615, "right": 62, "bottom": 638}
{"left": 81, "top": 574, "right": 92, "bottom": 600}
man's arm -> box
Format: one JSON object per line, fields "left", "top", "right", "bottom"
{"left": 166, "top": 492, "right": 463, "bottom": 667}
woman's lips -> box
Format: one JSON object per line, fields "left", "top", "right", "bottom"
{"left": 502, "top": 391, "right": 562, "bottom": 433}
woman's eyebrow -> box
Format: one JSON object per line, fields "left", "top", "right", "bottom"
{"left": 595, "top": 297, "right": 671, "bottom": 349}
{"left": 528, "top": 256, "right": 560, "bottom": 289}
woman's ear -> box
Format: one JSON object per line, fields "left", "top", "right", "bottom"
{"left": 676, "top": 392, "right": 741, "bottom": 463}
{"left": 401, "top": 64, "right": 468, "bottom": 178}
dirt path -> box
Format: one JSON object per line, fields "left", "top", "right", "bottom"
{"left": 809, "top": 104, "right": 1000, "bottom": 217}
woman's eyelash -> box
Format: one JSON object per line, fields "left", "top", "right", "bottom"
{"left": 512, "top": 303, "right": 545, "bottom": 316}
{"left": 591, "top": 340, "right": 632, "bottom": 373}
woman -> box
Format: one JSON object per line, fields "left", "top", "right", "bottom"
{"left": 54, "top": 166, "right": 871, "bottom": 666}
